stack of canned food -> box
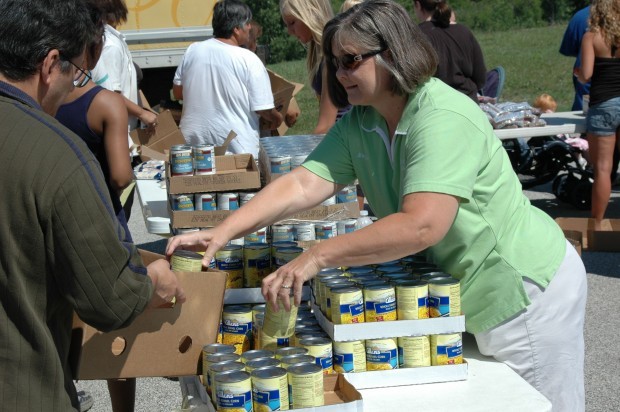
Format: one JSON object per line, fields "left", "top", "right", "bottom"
{"left": 170, "top": 143, "right": 216, "bottom": 177}
{"left": 260, "top": 135, "right": 323, "bottom": 177}
{"left": 170, "top": 190, "right": 257, "bottom": 213}
{"left": 203, "top": 344, "right": 325, "bottom": 409}
{"left": 312, "top": 256, "right": 461, "bottom": 325}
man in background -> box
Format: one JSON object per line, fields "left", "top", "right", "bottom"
{"left": 173, "top": 0, "right": 282, "bottom": 158}
{"left": 0, "top": 1, "right": 185, "bottom": 410}
{"left": 560, "top": 5, "right": 591, "bottom": 111}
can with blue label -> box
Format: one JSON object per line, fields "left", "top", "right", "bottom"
{"left": 214, "top": 369, "right": 253, "bottom": 412}
{"left": 365, "top": 338, "right": 398, "bottom": 370}
{"left": 192, "top": 144, "right": 215, "bottom": 175}
{"left": 194, "top": 193, "right": 216, "bottom": 211}
{"left": 170, "top": 194, "right": 194, "bottom": 211}
{"left": 363, "top": 284, "right": 397, "bottom": 322}
{"left": 251, "top": 366, "right": 289, "bottom": 411}
{"left": 336, "top": 185, "right": 357, "bottom": 203}
{"left": 428, "top": 277, "right": 461, "bottom": 317}
{"left": 299, "top": 336, "right": 333, "bottom": 374}
{"left": 333, "top": 340, "right": 367, "bottom": 373}
{"left": 218, "top": 193, "right": 239, "bottom": 211}
{"left": 169, "top": 144, "right": 193, "bottom": 176}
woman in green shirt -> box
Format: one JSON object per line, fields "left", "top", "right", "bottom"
{"left": 167, "top": 1, "right": 586, "bottom": 409}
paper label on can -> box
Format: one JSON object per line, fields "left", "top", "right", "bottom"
{"left": 216, "top": 383, "right": 252, "bottom": 411}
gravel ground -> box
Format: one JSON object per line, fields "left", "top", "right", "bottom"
{"left": 75, "top": 180, "right": 620, "bottom": 412}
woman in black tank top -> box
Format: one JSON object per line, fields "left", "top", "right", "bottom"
{"left": 577, "top": 0, "right": 620, "bottom": 229}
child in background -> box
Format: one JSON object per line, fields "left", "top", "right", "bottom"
{"left": 533, "top": 93, "right": 590, "bottom": 166}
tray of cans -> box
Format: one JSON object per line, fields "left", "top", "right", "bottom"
{"left": 167, "top": 152, "right": 260, "bottom": 194}
{"left": 311, "top": 302, "right": 465, "bottom": 342}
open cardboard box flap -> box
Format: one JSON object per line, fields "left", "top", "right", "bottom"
{"left": 130, "top": 110, "right": 186, "bottom": 162}
{"left": 70, "top": 249, "right": 227, "bottom": 379}
{"left": 555, "top": 217, "right": 620, "bottom": 252}
{"left": 261, "top": 69, "right": 304, "bottom": 136}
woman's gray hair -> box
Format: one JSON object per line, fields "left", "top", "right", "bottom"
{"left": 323, "top": 0, "right": 437, "bottom": 107}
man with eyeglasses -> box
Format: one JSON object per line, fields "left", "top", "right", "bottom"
{"left": 172, "top": 0, "right": 283, "bottom": 158}
{"left": 0, "top": 1, "right": 185, "bottom": 410}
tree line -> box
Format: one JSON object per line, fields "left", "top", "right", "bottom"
{"left": 246, "top": 0, "right": 590, "bottom": 64}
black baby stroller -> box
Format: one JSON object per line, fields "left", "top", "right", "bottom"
{"left": 502, "top": 135, "right": 593, "bottom": 210}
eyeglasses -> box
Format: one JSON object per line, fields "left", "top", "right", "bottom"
{"left": 331, "top": 48, "right": 387, "bottom": 71}
{"left": 64, "top": 59, "right": 92, "bottom": 88}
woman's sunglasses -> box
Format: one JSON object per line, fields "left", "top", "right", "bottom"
{"left": 331, "top": 48, "right": 386, "bottom": 71}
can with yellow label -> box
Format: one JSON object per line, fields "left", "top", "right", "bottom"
{"left": 395, "top": 280, "right": 429, "bottom": 320}
{"left": 363, "top": 284, "right": 397, "bottom": 322}
{"left": 287, "top": 363, "right": 324, "bottom": 408}
{"left": 299, "top": 336, "right": 333, "bottom": 374}
{"left": 262, "top": 299, "right": 298, "bottom": 338}
{"left": 431, "top": 333, "right": 463, "bottom": 365}
{"left": 428, "top": 277, "right": 461, "bottom": 317}
{"left": 333, "top": 340, "right": 367, "bottom": 373}
{"left": 251, "top": 366, "right": 290, "bottom": 411}
{"left": 244, "top": 243, "right": 272, "bottom": 288}
{"left": 216, "top": 245, "right": 244, "bottom": 289}
{"left": 203, "top": 351, "right": 239, "bottom": 395}
{"left": 330, "top": 286, "right": 365, "bottom": 324}
{"left": 170, "top": 250, "right": 203, "bottom": 272}
{"left": 214, "top": 369, "right": 252, "bottom": 411}
{"left": 245, "top": 357, "right": 281, "bottom": 374}
{"left": 222, "top": 305, "right": 253, "bottom": 354}
{"left": 210, "top": 360, "right": 246, "bottom": 406}
{"left": 398, "top": 335, "right": 431, "bottom": 368}
{"left": 365, "top": 338, "right": 398, "bottom": 371}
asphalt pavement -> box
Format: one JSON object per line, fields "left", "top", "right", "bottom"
{"left": 75, "top": 179, "right": 620, "bottom": 412}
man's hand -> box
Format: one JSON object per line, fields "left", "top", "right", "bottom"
{"left": 146, "top": 259, "right": 186, "bottom": 308}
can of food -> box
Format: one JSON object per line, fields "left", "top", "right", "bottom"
{"left": 207, "top": 358, "right": 243, "bottom": 397}
{"left": 398, "top": 335, "right": 431, "bottom": 368}
{"left": 238, "top": 191, "right": 256, "bottom": 206}
{"left": 291, "top": 328, "right": 326, "bottom": 348}
{"left": 262, "top": 299, "right": 298, "bottom": 338}
{"left": 252, "top": 304, "right": 266, "bottom": 320}
{"left": 324, "top": 279, "right": 355, "bottom": 319}
{"left": 333, "top": 340, "right": 367, "bottom": 373}
{"left": 419, "top": 271, "right": 451, "bottom": 282}
{"left": 336, "top": 218, "right": 358, "bottom": 236}
{"left": 222, "top": 305, "right": 253, "bottom": 354}
{"left": 320, "top": 195, "right": 336, "bottom": 206}
{"left": 251, "top": 366, "right": 289, "bottom": 411}
{"left": 217, "top": 192, "right": 239, "bottom": 211}
{"left": 169, "top": 144, "right": 193, "bottom": 176}
{"left": 280, "top": 354, "right": 317, "bottom": 370}
{"left": 240, "top": 349, "right": 275, "bottom": 364}
{"left": 344, "top": 266, "right": 375, "bottom": 277}
{"left": 202, "top": 344, "right": 237, "bottom": 390}
{"left": 192, "top": 144, "right": 215, "bottom": 175}
{"left": 216, "top": 245, "right": 244, "bottom": 289}
{"left": 244, "top": 227, "right": 267, "bottom": 244}
{"left": 243, "top": 243, "right": 271, "bottom": 288}
{"left": 336, "top": 185, "right": 357, "bottom": 204}
{"left": 253, "top": 312, "right": 264, "bottom": 350}
{"left": 376, "top": 265, "right": 406, "bottom": 276}
{"left": 363, "top": 284, "right": 397, "bottom": 322}
{"left": 245, "top": 357, "right": 281, "bottom": 374}
{"left": 287, "top": 363, "right": 324, "bottom": 408}
{"left": 170, "top": 250, "right": 203, "bottom": 272}
{"left": 259, "top": 331, "right": 290, "bottom": 351}
{"left": 214, "top": 369, "right": 252, "bottom": 412}
{"left": 209, "top": 361, "right": 245, "bottom": 399}
{"left": 202, "top": 352, "right": 240, "bottom": 399}
{"left": 274, "top": 246, "right": 303, "bottom": 269}
{"left": 428, "top": 277, "right": 461, "bottom": 317}
{"left": 229, "top": 237, "right": 245, "bottom": 247}
{"left": 316, "top": 275, "right": 346, "bottom": 314}
{"left": 395, "top": 280, "right": 429, "bottom": 320}
{"left": 299, "top": 336, "right": 333, "bottom": 374}
{"left": 275, "top": 346, "right": 308, "bottom": 360}
{"left": 193, "top": 192, "right": 216, "bottom": 211}
{"left": 294, "top": 222, "right": 315, "bottom": 241}
{"left": 271, "top": 224, "right": 295, "bottom": 242}
{"left": 430, "top": 333, "right": 463, "bottom": 365}
{"left": 270, "top": 155, "right": 292, "bottom": 174}
{"left": 271, "top": 241, "right": 297, "bottom": 266}
{"left": 314, "top": 221, "right": 338, "bottom": 240}
{"left": 365, "top": 338, "right": 398, "bottom": 370}
{"left": 170, "top": 193, "right": 194, "bottom": 211}
{"left": 330, "top": 286, "right": 365, "bottom": 324}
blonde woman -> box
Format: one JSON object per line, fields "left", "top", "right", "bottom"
{"left": 578, "top": 0, "right": 620, "bottom": 229}
{"left": 280, "top": 0, "right": 348, "bottom": 134}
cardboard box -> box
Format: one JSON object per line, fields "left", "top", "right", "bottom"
{"left": 311, "top": 303, "right": 466, "bottom": 342}
{"left": 555, "top": 217, "right": 620, "bottom": 252}
{"left": 180, "top": 372, "right": 363, "bottom": 412}
{"left": 261, "top": 70, "right": 304, "bottom": 136}
{"left": 344, "top": 362, "right": 468, "bottom": 389}
{"left": 70, "top": 250, "right": 227, "bottom": 379}
{"left": 167, "top": 154, "right": 261, "bottom": 194}
{"left": 563, "top": 229, "right": 582, "bottom": 256}
{"left": 131, "top": 109, "right": 186, "bottom": 162}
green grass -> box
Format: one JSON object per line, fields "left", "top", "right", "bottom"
{"left": 267, "top": 23, "right": 576, "bottom": 135}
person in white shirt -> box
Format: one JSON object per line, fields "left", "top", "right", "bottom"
{"left": 173, "top": 0, "right": 282, "bottom": 158}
